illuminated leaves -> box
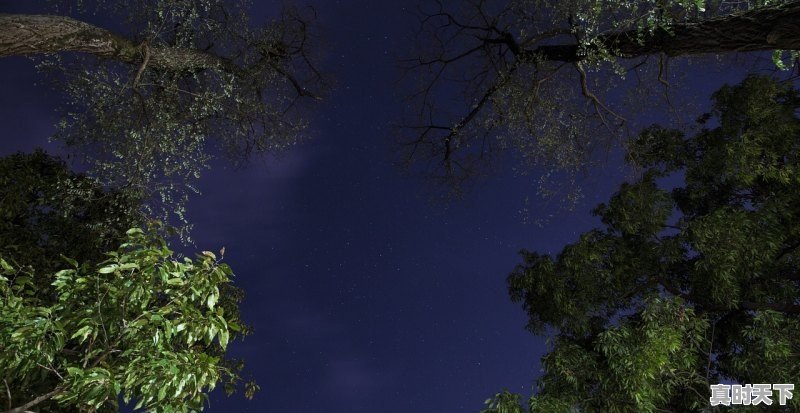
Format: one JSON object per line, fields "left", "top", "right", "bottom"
{"left": 0, "top": 228, "right": 254, "bottom": 412}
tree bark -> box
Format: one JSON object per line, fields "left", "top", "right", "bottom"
{"left": 528, "top": 1, "right": 800, "bottom": 62}
{"left": 0, "top": 14, "right": 238, "bottom": 73}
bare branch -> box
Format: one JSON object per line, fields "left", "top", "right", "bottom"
{"left": 575, "top": 62, "right": 626, "bottom": 132}
{"left": 3, "top": 380, "right": 9, "bottom": 411}
{"left": 658, "top": 53, "right": 670, "bottom": 87}
{"left": 1, "top": 387, "right": 63, "bottom": 413}
{"left": 131, "top": 41, "right": 150, "bottom": 90}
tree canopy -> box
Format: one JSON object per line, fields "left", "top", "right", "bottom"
{"left": 0, "top": 0, "right": 325, "bottom": 228}
{"left": 1, "top": 227, "right": 251, "bottom": 413}
{"left": 0, "top": 152, "right": 255, "bottom": 412}
{"left": 1, "top": 0, "right": 303, "bottom": 409}
{"left": 401, "top": 0, "right": 800, "bottom": 195}
{"left": 482, "top": 76, "right": 800, "bottom": 412}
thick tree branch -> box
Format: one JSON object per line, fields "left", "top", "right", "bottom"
{"left": 0, "top": 14, "right": 238, "bottom": 73}
{"left": 0, "top": 11, "right": 324, "bottom": 130}
{"left": 527, "top": 1, "right": 800, "bottom": 62}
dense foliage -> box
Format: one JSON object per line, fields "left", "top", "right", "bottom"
{"left": 1, "top": 227, "right": 250, "bottom": 412}
{"left": 0, "top": 151, "right": 143, "bottom": 288}
{"left": 0, "top": 0, "right": 325, "bottom": 230}
{"left": 482, "top": 76, "right": 800, "bottom": 412}
{"left": 0, "top": 152, "right": 255, "bottom": 412}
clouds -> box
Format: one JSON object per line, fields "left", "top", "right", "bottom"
{"left": 323, "top": 358, "right": 392, "bottom": 401}
{"left": 186, "top": 147, "right": 316, "bottom": 245}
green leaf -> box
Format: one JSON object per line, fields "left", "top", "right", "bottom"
{"left": 207, "top": 292, "right": 218, "bottom": 310}
{"left": 0, "top": 258, "right": 13, "bottom": 273}
{"left": 118, "top": 262, "right": 139, "bottom": 271}
{"left": 98, "top": 265, "right": 118, "bottom": 274}
{"left": 218, "top": 328, "right": 229, "bottom": 349}
{"left": 694, "top": 0, "right": 705, "bottom": 12}
{"left": 126, "top": 228, "right": 144, "bottom": 236}
{"left": 772, "top": 49, "right": 788, "bottom": 70}
{"left": 71, "top": 325, "right": 93, "bottom": 343}
{"left": 60, "top": 255, "right": 79, "bottom": 268}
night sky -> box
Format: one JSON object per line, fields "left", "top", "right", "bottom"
{"left": 0, "top": 1, "right": 764, "bottom": 412}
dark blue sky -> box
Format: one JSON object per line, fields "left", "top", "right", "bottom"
{"left": 183, "top": 4, "right": 625, "bottom": 411}
{"left": 0, "top": 1, "right": 761, "bottom": 412}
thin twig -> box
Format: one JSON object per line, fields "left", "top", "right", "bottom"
{"left": 132, "top": 41, "right": 150, "bottom": 90}
{"left": 658, "top": 53, "right": 669, "bottom": 87}
{"left": 575, "top": 62, "right": 626, "bottom": 133}
{"left": 3, "top": 380, "right": 10, "bottom": 410}
{"left": 1, "top": 386, "right": 63, "bottom": 413}
{"left": 706, "top": 322, "right": 715, "bottom": 386}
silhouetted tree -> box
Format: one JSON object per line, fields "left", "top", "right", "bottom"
{"left": 402, "top": 0, "right": 800, "bottom": 196}
{"left": 483, "top": 76, "right": 800, "bottom": 412}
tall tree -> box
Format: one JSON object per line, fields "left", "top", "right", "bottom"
{"left": 0, "top": 151, "right": 255, "bottom": 412}
{"left": 401, "top": 0, "right": 800, "bottom": 195}
{"left": 482, "top": 76, "right": 800, "bottom": 412}
{"left": 0, "top": 0, "right": 325, "bottom": 228}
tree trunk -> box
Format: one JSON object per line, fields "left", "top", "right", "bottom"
{"left": 0, "top": 14, "right": 237, "bottom": 73}
{"left": 529, "top": 1, "right": 800, "bottom": 62}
